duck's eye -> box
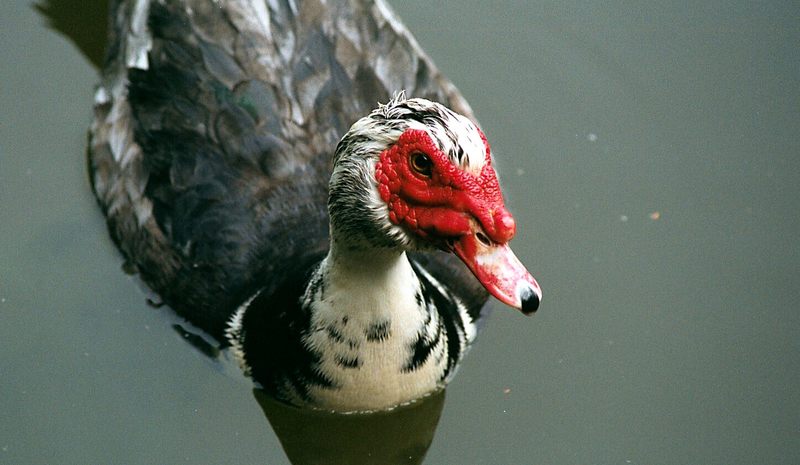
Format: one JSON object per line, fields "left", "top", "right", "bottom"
{"left": 410, "top": 151, "right": 433, "bottom": 177}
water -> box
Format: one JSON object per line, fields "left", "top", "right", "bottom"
{"left": 2, "top": 1, "right": 799, "bottom": 463}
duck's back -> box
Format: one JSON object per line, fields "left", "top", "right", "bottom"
{"left": 89, "top": 0, "right": 479, "bottom": 338}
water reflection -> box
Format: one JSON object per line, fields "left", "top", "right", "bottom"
{"left": 36, "top": 1, "right": 448, "bottom": 463}
{"left": 34, "top": 0, "right": 108, "bottom": 69}
{"left": 175, "top": 321, "right": 447, "bottom": 464}
{"left": 257, "top": 389, "right": 445, "bottom": 465}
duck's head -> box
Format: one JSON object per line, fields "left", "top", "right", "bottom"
{"left": 329, "top": 95, "right": 541, "bottom": 314}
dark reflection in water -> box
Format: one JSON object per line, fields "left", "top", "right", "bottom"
{"left": 34, "top": 1, "right": 447, "bottom": 463}
{"left": 256, "top": 389, "right": 446, "bottom": 465}
{"left": 172, "top": 320, "right": 447, "bottom": 463}
{"left": 34, "top": 0, "right": 108, "bottom": 69}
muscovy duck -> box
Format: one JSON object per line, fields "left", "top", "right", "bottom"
{"left": 89, "top": 0, "right": 541, "bottom": 412}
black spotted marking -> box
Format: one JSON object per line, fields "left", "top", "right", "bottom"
{"left": 440, "top": 124, "right": 460, "bottom": 160}
{"left": 407, "top": 260, "right": 467, "bottom": 379}
{"left": 334, "top": 353, "right": 361, "bottom": 369}
{"left": 402, "top": 320, "right": 442, "bottom": 372}
{"left": 402, "top": 284, "right": 442, "bottom": 372}
{"left": 365, "top": 320, "right": 390, "bottom": 342}
{"left": 454, "top": 145, "right": 465, "bottom": 164}
{"left": 326, "top": 325, "right": 345, "bottom": 344}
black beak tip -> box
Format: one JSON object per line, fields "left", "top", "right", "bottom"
{"left": 520, "top": 289, "right": 540, "bottom": 315}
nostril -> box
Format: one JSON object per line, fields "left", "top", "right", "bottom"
{"left": 475, "top": 232, "right": 491, "bottom": 246}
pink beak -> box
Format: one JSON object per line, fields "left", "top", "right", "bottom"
{"left": 452, "top": 226, "right": 542, "bottom": 315}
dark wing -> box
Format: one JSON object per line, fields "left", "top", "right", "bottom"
{"left": 89, "top": 0, "right": 484, "bottom": 338}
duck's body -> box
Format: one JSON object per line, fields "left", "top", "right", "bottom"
{"left": 90, "top": 0, "right": 540, "bottom": 411}
{"left": 228, "top": 246, "right": 478, "bottom": 410}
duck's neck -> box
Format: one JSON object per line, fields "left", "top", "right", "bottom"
{"left": 325, "top": 238, "right": 412, "bottom": 289}
{"left": 299, "top": 236, "right": 450, "bottom": 411}
{"left": 313, "top": 239, "right": 422, "bottom": 330}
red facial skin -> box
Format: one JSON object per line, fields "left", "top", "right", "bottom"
{"left": 375, "top": 128, "right": 541, "bottom": 312}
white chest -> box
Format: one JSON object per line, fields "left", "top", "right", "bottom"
{"left": 300, "top": 253, "right": 449, "bottom": 412}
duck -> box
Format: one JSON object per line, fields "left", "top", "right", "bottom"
{"left": 89, "top": 0, "right": 541, "bottom": 412}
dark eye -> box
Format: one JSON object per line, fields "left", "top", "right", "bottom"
{"left": 409, "top": 151, "right": 433, "bottom": 177}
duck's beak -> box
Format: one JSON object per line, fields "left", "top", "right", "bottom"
{"left": 451, "top": 229, "right": 541, "bottom": 315}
